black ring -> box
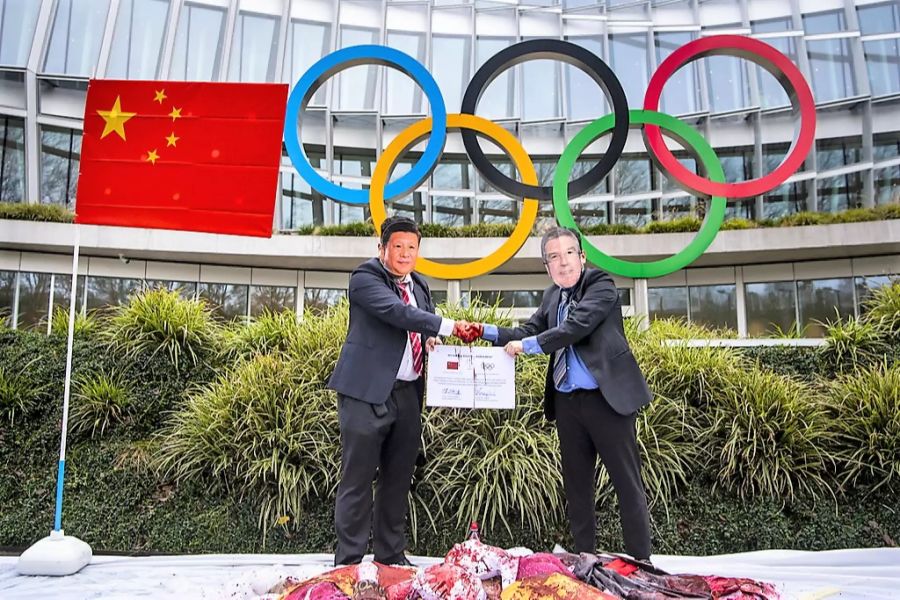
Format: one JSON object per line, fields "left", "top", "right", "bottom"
{"left": 460, "top": 39, "right": 629, "bottom": 202}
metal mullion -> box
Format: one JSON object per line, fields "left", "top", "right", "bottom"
{"left": 157, "top": 0, "right": 182, "bottom": 77}
{"left": 218, "top": 0, "right": 240, "bottom": 82}
{"left": 95, "top": 0, "right": 121, "bottom": 77}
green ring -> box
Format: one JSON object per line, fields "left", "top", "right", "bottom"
{"left": 553, "top": 109, "right": 726, "bottom": 279}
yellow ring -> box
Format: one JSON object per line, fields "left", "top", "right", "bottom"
{"left": 370, "top": 113, "right": 539, "bottom": 280}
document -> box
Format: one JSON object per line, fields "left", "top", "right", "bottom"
{"left": 426, "top": 345, "right": 515, "bottom": 409}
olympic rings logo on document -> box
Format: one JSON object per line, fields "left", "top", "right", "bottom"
{"left": 283, "top": 35, "right": 816, "bottom": 280}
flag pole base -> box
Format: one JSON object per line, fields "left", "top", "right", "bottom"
{"left": 17, "top": 530, "right": 92, "bottom": 576}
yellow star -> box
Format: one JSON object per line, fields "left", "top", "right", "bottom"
{"left": 153, "top": 89, "right": 167, "bottom": 104}
{"left": 145, "top": 149, "right": 159, "bottom": 165}
{"left": 169, "top": 107, "right": 182, "bottom": 121}
{"left": 165, "top": 132, "right": 179, "bottom": 147}
{"left": 96, "top": 96, "right": 136, "bottom": 141}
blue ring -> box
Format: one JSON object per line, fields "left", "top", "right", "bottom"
{"left": 283, "top": 45, "right": 447, "bottom": 205}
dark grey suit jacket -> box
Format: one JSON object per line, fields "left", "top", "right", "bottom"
{"left": 493, "top": 267, "right": 652, "bottom": 420}
{"left": 327, "top": 257, "right": 442, "bottom": 405}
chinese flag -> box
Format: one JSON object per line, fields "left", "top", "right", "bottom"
{"left": 76, "top": 80, "right": 288, "bottom": 237}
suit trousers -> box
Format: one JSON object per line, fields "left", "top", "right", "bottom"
{"left": 554, "top": 388, "right": 651, "bottom": 559}
{"left": 333, "top": 380, "right": 421, "bottom": 565}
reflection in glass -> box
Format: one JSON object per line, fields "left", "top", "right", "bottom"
{"left": 251, "top": 286, "right": 296, "bottom": 317}
{"left": 199, "top": 282, "right": 249, "bottom": 321}
{"left": 432, "top": 196, "right": 472, "bottom": 226}
{"left": 86, "top": 276, "right": 141, "bottom": 311}
{"left": 863, "top": 39, "right": 900, "bottom": 97}
{"left": 0, "top": 0, "right": 42, "bottom": 66}
{"left": 281, "top": 173, "right": 325, "bottom": 229}
{"left": 170, "top": 2, "right": 225, "bottom": 81}
{"left": 470, "top": 290, "right": 543, "bottom": 308}
{"left": 753, "top": 35, "right": 798, "bottom": 106}
{"left": 44, "top": 0, "right": 110, "bottom": 75}
{"left": 476, "top": 37, "right": 516, "bottom": 120}
{"left": 618, "top": 288, "right": 632, "bottom": 306}
{"left": 479, "top": 198, "right": 517, "bottom": 224}
{"left": 572, "top": 200, "right": 611, "bottom": 227}
{"left": 521, "top": 39, "right": 561, "bottom": 121}
{"left": 856, "top": 275, "right": 894, "bottom": 314}
{"left": 616, "top": 199, "right": 653, "bottom": 227}
{"left": 816, "top": 137, "right": 862, "bottom": 170}
{"left": 615, "top": 157, "right": 652, "bottom": 195}
{"left": 107, "top": 0, "right": 169, "bottom": 78}
{"left": 874, "top": 132, "right": 900, "bottom": 161}
{"left": 53, "top": 274, "right": 86, "bottom": 317}
{"left": 228, "top": 11, "right": 279, "bottom": 82}
{"left": 337, "top": 26, "right": 378, "bottom": 110}
{"left": 689, "top": 284, "right": 737, "bottom": 330}
{"left": 802, "top": 10, "right": 846, "bottom": 35}
{"left": 797, "top": 277, "right": 855, "bottom": 337}
{"left": 858, "top": 2, "right": 900, "bottom": 35}
{"left": 432, "top": 34, "right": 471, "bottom": 113}
{"left": 565, "top": 36, "right": 608, "bottom": 121}
{"left": 745, "top": 281, "right": 796, "bottom": 337}
{"left": 654, "top": 31, "right": 701, "bottom": 115}
{"left": 705, "top": 54, "right": 750, "bottom": 112}
{"left": 805, "top": 38, "right": 857, "bottom": 102}
{"left": 40, "top": 126, "right": 82, "bottom": 207}
{"left": 874, "top": 167, "right": 900, "bottom": 206}
{"left": 432, "top": 159, "right": 473, "bottom": 190}
{"left": 763, "top": 180, "right": 808, "bottom": 218}
{"left": 389, "top": 191, "right": 426, "bottom": 224}
{"left": 649, "top": 286, "right": 688, "bottom": 321}
{"left": 817, "top": 172, "right": 863, "bottom": 212}
{"left": 0, "top": 270, "right": 14, "bottom": 327}
{"left": 1, "top": 117, "right": 25, "bottom": 203}
{"left": 145, "top": 280, "right": 197, "bottom": 300}
{"left": 609, "top": 33, "right": 649, "bottom": 106}
{"left": 285, "top": 20, "right": 331, "bottom": 104}
{"left": 304, "top": 288, "right": 345, "bottom": 314}
{"left": 659, "top": 196, "right": 692, "bottom": 220}
{"left": 385, "top": 31, "right": 426, "bottom": 114}
{"left": 17, "top": 272, "right": 52, "bottom": 329}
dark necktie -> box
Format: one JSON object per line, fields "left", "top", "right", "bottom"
{"left": 398, "top": 281, "right": 423, "bottom": 376}
{"left": 552, "top": 290, "right": 570, "bottom": 388}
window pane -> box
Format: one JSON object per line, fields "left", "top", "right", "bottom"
{"left": 285, "top": 20, "right": 331, "bottom": 104}
{"left": 0, "top": 270, "right": 15, "bottom": 326}
{"left": 86, "top": 276, "right": 141, "bottom": 311}
{"left": 40, "top": 126, "right": 82, "bottom": 207}
{"left": 0, "top": 0, "right": 42, "bottom": 66}
{"left": 1, "top": 116, "right": 26, "bottom": 203}
{"left": 169, "top": 3, "right": 225, "bottom": 81}
{"left": 616, "top": 199, "right": 653, "bottom": 227}
{"left": 251, "top": 285, "right": 296, "bottom": 317}
{"left": 689, "top": 284, "right": 736, "bottom": 331}
{"left": 281, "top": 173, "right": 325, "bottom": 229}
{"left": 817, "top": 172, "right": 863, "bottom": 212}
{"left": 753, "top": 34, "right": 798, "bottom": 107}
{"left": 572, "top": 200, "right": 611, "bottom": 227}
{"left": 476, "top": 37, "right": 516, "bottom": 120}
{"left": 745, "top": 281, "right": 796, "bottom": 337}
{"left": 44, "top": 0, "right": 110, "bottom": 75}
{"left": 470, "top": 290, "right": 543, "bottom": 308}
{"left": 863, "top": 39, "right": 900, "bottom": 97}
{"left": 304, "top": 288, "right": 345, "bottom": 314}
{"left": 388, "top": 191, "right": 426, "bottom": 224}
{"left": 385, "top": 30, "right": 426, "bottom": 114}
{"left": 816, "top": 137, "right": 862, "bottom": 170}
{"left": 805, "top": 38, "right": 857, "bottom": 102}
{"left": 874, "top": 166, "right": 900, "bottom": 206}
{"left": 431, "top": 34, "right": 471, "bottom": 113}
{"left": 337, "top": 26, "right": 378, "bottom": 110}
{"left": 649, "top": 286, "right": 688, "bottom": 321}
{"left": 566, "top": 36, "right": 608, "bottom": 121}
{"left": 615, "top": 157, "right": 652, "bottom": 195}
{"left": 17, "top": 272, "right": 52, "bottom": 329}
{"left": 654, "top": 31, "right": 701, "bottom": 115}
{"left": 53, "top": 274, "right": 86, "bottom": 315}
{"left": 228, "top": 11, "right": 278, "bottom": 82}
{"left": 803, "top": 10, "right": 846, "bottom": 35}
{"left": 763, "top": 180, "right": 808, "bottom": 219}
{"left": 432, "top": 195, "right": 472, "bottom": 226}
{"left": 856, "top": 275, "right": 894, "bottom": 314}
{"left": 432, "top": 159, "right": 473, "bottom": 190}
{"left": 705, "top": 54, "right": 750, "bottom": 112}
{"left": 874, "top": 132, "right": 900, "bottom": 161}
{"left": 797, "top": 277, "right": 854, "bottom": 337}
{"left": 479, "top": 198, "right": 517, "bottom": 224}
{"left": 199, "top": 282, "right": 248, "bottom": 321}
{"left": 618, "top": 288, "right": 632, "bottom": 306}
{"left": 522, "top": 39, "right": 560, "bottom": 121}
{"left": 857, "top": 2, "right": 900, "bottom": 35}
{"left": 609, "top": 33, "right": 648, "bottom": 106}
{"left": 145, "top": 280, "right": 197, "bottom": 300}
{"left": 106, "top": 0, "right": 169, "bottom": 78}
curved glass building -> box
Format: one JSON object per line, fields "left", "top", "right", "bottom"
{"left": 0, "top": 0, "right": 897, "bottom": 336}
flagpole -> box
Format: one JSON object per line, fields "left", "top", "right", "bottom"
{"left": 17, "top": 224, "right": 92, "bottom": 576}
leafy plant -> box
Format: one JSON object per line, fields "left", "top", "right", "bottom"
{"left": 0, "top": 366, "right": 46, "bottom": 424}
{"left": 221, "top": 309, "right": 303, "bottom": 361}
{"left": 71, "top": 372, "right": 133, "bottom": 438}
{"left": 48, "top": 307, "right": 102, "bottom": 338}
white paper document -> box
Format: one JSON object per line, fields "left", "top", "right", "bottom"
{"left": 426, "top": 345, "right": 516, "bottom": 409}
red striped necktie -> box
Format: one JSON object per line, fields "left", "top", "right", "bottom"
{"left": 398, "top": 281, "right": 424, "bottom": 376}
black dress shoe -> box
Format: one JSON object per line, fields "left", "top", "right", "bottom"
{"left": 334, "top": 558, "right": 362, "bottom": 567}
{"left": 380, "top": 555, "right": 414, "bottom": 567}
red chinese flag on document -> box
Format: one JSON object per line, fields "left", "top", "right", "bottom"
{"left": 76, "top": 80, "right": 288, "bottom": 237}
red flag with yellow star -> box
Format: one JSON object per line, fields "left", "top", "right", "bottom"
{"left": 76, "top": 79, "right": 288, "bottom": 237}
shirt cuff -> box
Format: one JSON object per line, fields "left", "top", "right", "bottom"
{"left": 438, "top": 317, "right": 455, "bottom": 337}
{"left": 482, "top": 324, "right": 499, "bottom": 342}
{"left": 522, "top": 336, "right": 543, "bottom": 354}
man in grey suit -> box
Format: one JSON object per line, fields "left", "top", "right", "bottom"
{"left": 327, "top": 216, "right": 474, "bottom": 567}
{"left": 476, "top": 226, "right": 653, "bottom": 561}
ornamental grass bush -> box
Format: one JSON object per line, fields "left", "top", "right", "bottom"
{"left": 70, "top": 372, "right": 133, "bottom": 439}
{"left": 221, "top": 308, "right": 304, "bottom": 361}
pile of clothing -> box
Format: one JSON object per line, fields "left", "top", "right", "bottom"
{"left": 261, "top": 540, "right": 779, "bottom": 600}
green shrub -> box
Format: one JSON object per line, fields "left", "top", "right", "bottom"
{"left": 71, "top": 372, "right": 133, "bottom": 438}
{"left": 222, "top": 309, "right": 302, "bottom": 361}
{"left": 820, "top": 317, "right": 892, "bottom": 375}
{"left": 863, "top": 280, "right": 900, "bottom": 334}
{"left": 711, "top": 369, "right": 835, "bottom": 500}
{"left": 827, "top": 364, "right": 900, "bottom": 492}
{"left": 286, "top": 300, "right": 349, "bottom": 386}
{"left": 0, "top": 366, "right": 46, "bottom": 424}
{"left": 0, "top": 201, "right": 74, "bottom": 223}
{"left": 48, "top": 307, "right": 102, "bottom": 338}
{"left": 105, "top": 288, "right": 221, "bottom": 371}
{"left": 154, "top": 354, "right": 340, "bottom": 532}
{"left": 642, "top": 217, "right": 703, "bottom": 234}
{"left": 720, "top": 218, "right": 756, "bottom": 230}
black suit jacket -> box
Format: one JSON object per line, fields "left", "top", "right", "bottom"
{"left": 328, "top": 258, "right": 441, "bottom": 405}
{"left": 493, "top": 267, "right": 652, "bottom": 420}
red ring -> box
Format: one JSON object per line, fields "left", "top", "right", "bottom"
{"left": 643, "top": 35, "right": 816, "bottom": 198}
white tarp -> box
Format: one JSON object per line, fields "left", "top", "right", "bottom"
{"left": 2, "top": 548, "right": 899, "bottom": 599}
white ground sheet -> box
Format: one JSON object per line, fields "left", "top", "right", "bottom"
{"left": 2, "top": 548, "right": 899, "bottom": 599}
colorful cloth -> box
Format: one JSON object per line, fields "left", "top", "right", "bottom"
{"left": 500, "top": 573, "right": 619, "bottom": 600}
{"left": 444, "top": 540, "right": 520, "bottom": 587}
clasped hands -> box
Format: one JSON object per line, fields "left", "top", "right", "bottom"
{"left": 451, "top": 320, "right": 484, "bottom": 344}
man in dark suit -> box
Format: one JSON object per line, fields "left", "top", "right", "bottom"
{"left": 327, "top": 216, "right": 474, "bottom": 567}
{"left": 477, "top": 226, "right": 653, "bottom": 561}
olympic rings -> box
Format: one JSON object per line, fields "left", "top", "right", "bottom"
{"left": 370, "top": 114, "right": 539, "bottom": 280}
{"left": 283, "top": 45, "right": 447, "bottom": 205}
{"left": 460, "top": 39, "right": 629, "bottom": 202}
{"left": 285, "top": 36, "right": 816, "bottom": 279}
{"left": 643, "top": 35, "right": 816, "bottom": 198}
{"left": 554, "top": 110, "right": 726, "bottom": 279}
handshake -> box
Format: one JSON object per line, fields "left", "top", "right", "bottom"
{"left": 451, "top": 320, "right": 484, "bottom": 344}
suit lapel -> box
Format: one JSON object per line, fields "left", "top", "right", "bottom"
{"left": 549, "top": 287, "right": 563, "bottom": 327}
